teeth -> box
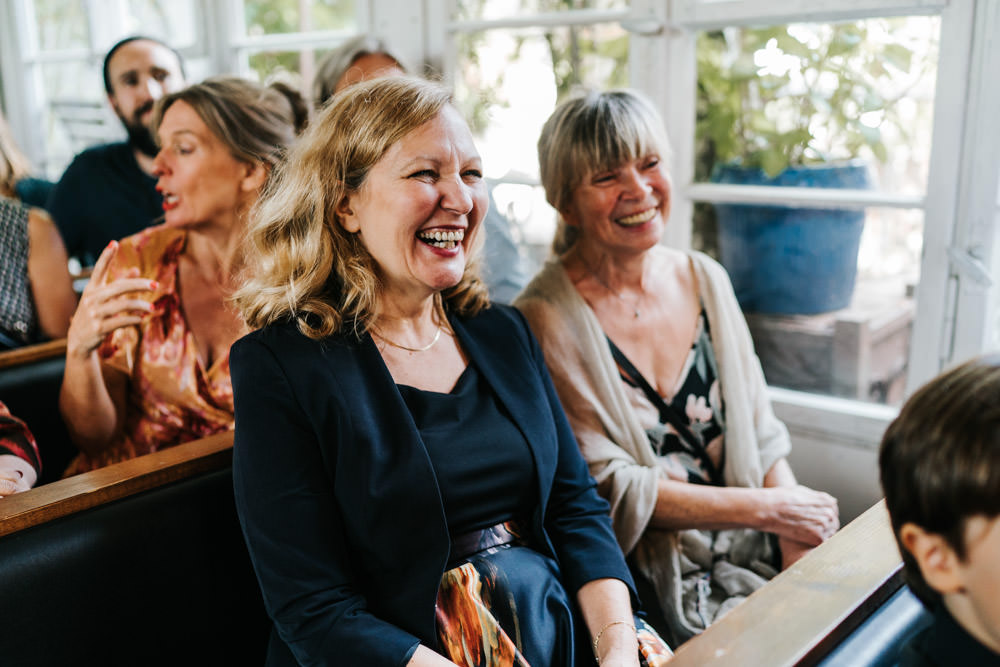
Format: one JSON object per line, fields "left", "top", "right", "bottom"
{"left": 164, "top": 194, "right": 178, "bottom": 204}
{"left": 417, "top": 229, "right": 465, "bottom": 248}
{"left": 617, "top": 209, "right": 656, "bottom": 226}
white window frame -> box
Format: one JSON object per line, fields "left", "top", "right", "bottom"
{"left": 427, "top": 0, "right": 1000, "bottom": 516}
{"left": 664, "top": 0, "right": 1000, "bottom": 421}
{"left": 3, "top": 0, "right": 998, "bottom": 464}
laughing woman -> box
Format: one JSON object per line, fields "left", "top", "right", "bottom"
{"left": 58, "top": 77, "right": 296, "bottom": 475}
{"left": 515, "top": 89, "right": 839, "bottom": 645}
{"left": 230, "top": 77, "right": 671, "bottom": 667}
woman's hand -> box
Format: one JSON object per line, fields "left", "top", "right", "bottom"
{"left": 761, "top": 485, "right": 839, "bottom": 546}
{"left": 594, "top": 621, "right": 642, "bottom": 667}
{"left": 0, "top": 455, "right": 37, "bottom": 497}
{"left": 66, "top": 241, "right": 156, "bottom": 361}
{"left": 778, "top": 535, "right": 816, "bottom": 570}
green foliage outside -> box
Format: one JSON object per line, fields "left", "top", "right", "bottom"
{"left": 696, "top": 20, "right": 930, "bottom": 180}
{"left": 244, "top": 0, "right": 354, "bottom": 89}
{"left": 454, "top": 0, "right": 629, "bottom": 135}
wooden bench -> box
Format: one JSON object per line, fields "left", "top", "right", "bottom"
{"left": 0, "top": 426, "right": 928, "bottom": 666}
{"left": 0, "top": 431, "right": 270, "bottom": 666}
{"left": 0, "top": 339, "right": 74, "bottom": 484}
{"left": 667, "top": 501, "right": 929, "bottom": 666}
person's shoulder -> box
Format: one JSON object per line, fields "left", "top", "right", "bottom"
{"left": 68, "top": 141, "right": 131, "bottom": 166}
{"left": 233, "top": 320, "right": 355, "bottom": 362}
{"left": 514, "top": 256, "right": 569, "bottom": 306}
{"left": 464, "top": 302, "right": 527, "bottom": 333}
{"left": 0, "top": 195, "right": 28, "bottom": 217}
{"left": 678, "top": 247, "right": 723, "bottom": 272}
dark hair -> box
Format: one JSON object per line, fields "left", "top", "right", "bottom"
{"left": 879, "top": 354, "right": 1000, "bottom": 606}
{"left": 102, "top": 35, "right": 186, "bottom": 95}
{"left": 266, "top": 80, "right": 311, "bottom": 135}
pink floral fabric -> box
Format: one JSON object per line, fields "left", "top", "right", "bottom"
{"left": 63, "top": 225, "right": 234, "bottom": 476}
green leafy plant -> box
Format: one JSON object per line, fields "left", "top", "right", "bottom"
{"left": 695, "top": 20, "right": 924, "bottom": 180}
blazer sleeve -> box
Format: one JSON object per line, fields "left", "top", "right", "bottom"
{"left": 510, "top": 309, "right": 636, "bottom": 598}
{"left": 230, "top": 335, "right": 420, "bottom": 667}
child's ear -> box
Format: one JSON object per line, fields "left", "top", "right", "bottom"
{"left": 900, "top": 523, "right": 966, "bottom": 594}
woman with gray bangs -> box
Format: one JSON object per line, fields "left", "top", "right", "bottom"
{"left": 515, "top": 89, "right": 840, "bottom": 646}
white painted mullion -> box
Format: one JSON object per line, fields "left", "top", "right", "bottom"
{"left": 203, "top": 0, "right": 247, "bottom": 77}
{"left": 946, "top": 0, "right": 1000, "bottom": 365}
{"left": 0, "top": 0, "right": 44, "bottom": 168}
{"left": 230, "top": 29, "right": 362, "bottom": 51}
{"left": 429, "top": 0, "right": 455, "bottom": 87}
{"left": 366, "top": 0, "right": 424, "bottom": 77}
{"left": 660, "top": 1, "right": 697, "bottom": 252}
{"left": 447, "top": 9, "right": 631, "bottom": 34}
{"left": 905, "top": 0, "right": 976, "bottom": 394}
{"left": 685, "top": 183, "right": 924, "bottom": 210}
{"left": 672, "top": 0, "right": 947, "bottom": 30}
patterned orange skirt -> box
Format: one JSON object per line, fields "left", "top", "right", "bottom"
{"left": 434, "top": 523, "right": 673, "bottom": 667}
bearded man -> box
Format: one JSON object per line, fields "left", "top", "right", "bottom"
{"left": 47, "top": 36, "right": 185, "bottom": 265}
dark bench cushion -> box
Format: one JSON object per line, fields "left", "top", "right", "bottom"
{"left": 0, "top": 467, "right": 269, "bottom": 666}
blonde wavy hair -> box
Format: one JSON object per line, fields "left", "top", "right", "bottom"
{"left": 235, "top": 76, "right": 489, "bottom": 340}
{"left": 537, "top": 89, "right": 672, "bottom": 255}
{"left": 0, "top": 109, "right": 32, "bottom": 199}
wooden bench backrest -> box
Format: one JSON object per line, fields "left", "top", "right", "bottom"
{"left": 667, "top": 501, "right": 904, "bottom": 666}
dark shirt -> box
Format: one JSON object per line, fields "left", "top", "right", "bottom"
{"left": 14, "top": 177, "right": 55, "bottom": 210}
{"left": 398, "top": 363, "right": 537, "bottom": 534}
{"left": 899, "top": 603, "right": 1000, "bottom": 666}
{"left": 46, "top": 142, "right": 161, "bottom": 265}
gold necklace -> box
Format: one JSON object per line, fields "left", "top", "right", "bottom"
{"left": 372, "top": 325, "right": 443, "bottom": 352}
{"left": 580, "top": 257, "right": 642, "bottom": 319}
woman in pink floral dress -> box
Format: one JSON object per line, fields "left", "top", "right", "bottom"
{"left": 60, "top": 77, "right": 298, "bottom": 475}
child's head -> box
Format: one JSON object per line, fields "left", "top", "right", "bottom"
{"left": 880, "top": 354, "right": 1000, "bottom": 649}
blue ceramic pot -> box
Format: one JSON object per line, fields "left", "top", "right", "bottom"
{"left": 711, "top": 162, "right": 871, "bottom": 314}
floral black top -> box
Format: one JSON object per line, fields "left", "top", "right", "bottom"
{"left": 619, "top": 309, "right": 726, "bottom": 485}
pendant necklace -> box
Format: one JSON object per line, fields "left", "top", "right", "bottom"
{"left": 581, "top": 257, "right": 642, "bottom": 319}
{"left": 372, "top": 324, "right": 443, "bottom": 352}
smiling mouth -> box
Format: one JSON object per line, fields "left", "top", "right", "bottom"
{"left": 616, "top": 208, "right": 657, "bottom": 226}
{"left": 161, "top": 192, "right": 179, "bottom": 211}
{"left": 417, "top": 228, "right": 465, "bottom": 250}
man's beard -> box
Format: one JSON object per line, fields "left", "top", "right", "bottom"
{"left": 120, "top": 101, "right": 159, "bottom": 158}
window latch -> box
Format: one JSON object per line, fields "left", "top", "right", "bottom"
{"left": 947, "top": 246, "right": 993, "bottom": 287}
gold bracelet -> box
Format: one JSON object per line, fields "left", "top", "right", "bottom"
{"left": 592, "top": 620, "right": 636, "bottom": 660}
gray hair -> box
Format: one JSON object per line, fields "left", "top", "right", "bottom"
{"left": 537, "top": 89, "right": 672, "bottom": 254}
{"left": 312, "top": 34, "right": 408, "bottom": 106}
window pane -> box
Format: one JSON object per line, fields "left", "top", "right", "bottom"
{"left": 247, "top": 48, "right": 329, "bottom": 100}
{"left": 454, "top": 0, "right": 628, "bottom": 22}
{"left": 714, "top": 203, "right": 920, "bottom": 406}
{"left": 453, "top": 23, "right": 628, "bottom": 274}
{"left": 244, "top": 0, "right": 357, "bottom": 35}
{"left": 694, "top": 17, "right": 940, "bottom": 195}
{"left": 691, "top": 16, "right": 938, "bottom": 405}
{"left": 33, "top": 0, "right": 89, "bottom": 51}
{"left": 41, "top": 62, "right": 119, "bottom": 175}
{"left": 120, "top": 0, "right": 200, "bottom": 50}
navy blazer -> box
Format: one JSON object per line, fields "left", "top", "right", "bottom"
{"left": 230, "top": 304, "right": 634, "bottom": 667}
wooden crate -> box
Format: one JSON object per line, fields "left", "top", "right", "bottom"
{"left": 746, "top": 298, "right": 914, "bottom": 404}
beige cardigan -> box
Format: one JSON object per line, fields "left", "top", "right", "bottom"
{"left": 515, "top": 250, "right": 791, "bottom": 638}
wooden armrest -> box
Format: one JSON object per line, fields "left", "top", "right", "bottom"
{"left": 0, "top": 430, "right": 234, "bottom": 538}
{"left": 0, "top": 339, "right": 67, "bottom": 370}
{"left": 667, "top": 500, "right": 902, "bottom": 667}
